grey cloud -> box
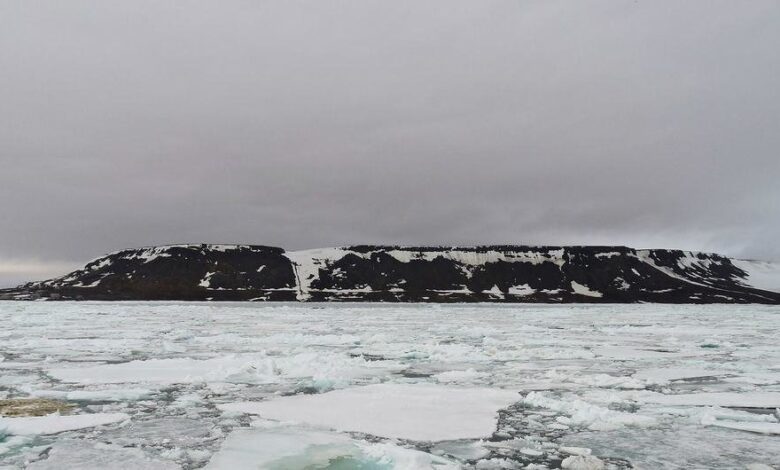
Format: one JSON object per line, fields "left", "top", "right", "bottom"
{"left": 1, "top": 0, "right": 779, "bottom": 286}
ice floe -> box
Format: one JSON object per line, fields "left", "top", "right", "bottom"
{"left": 204, "top": 427, "right": 458, "bottom": 469}
{"left": 632, "top": 367, "right": 723, "bottom": 384}
{"left": 705, "top": 420, "right": 780, "bottom": 435}
{"left": 30, "top": 388, "right": 154, "bottom": 401}
{"left": 2, "top": 301, "right": 779, "bottom": 468}
{"left": 48, "top": 351, "right": 393, "bottom": 389}
{"left": 523, "top": 392, "right": 656, "bottom": 431}
{"left": 219, "top": 383, "right": 520, "bottom": 441}
{"left": 0, "top": 412, "right": 129, "bottom": 435}
{"left": 644, "top": 391, "right": 780, "bottom": 408}
{"left": 561, "top": 454, "right": 605, "bottom": 470}
{"left": 26, "top": 440, "right": 178, "bottom": 469}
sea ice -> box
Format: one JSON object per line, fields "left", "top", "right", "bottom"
{"left": 632, "top": 367, "right": 722, "bottom": 384}
{"left": 705, "top": 421, "right": 780, "bottom": 435}
{"left": 30, "top": 388, "right": 153, "bottom": 401}
{"left": 561, "top": 454, "right": 605, "bottom": 470}
{"left": 219, "top": 383, "right": 520, "bottom": 441}
{"left": 0, "top": 413, "right": 129, "bottom": 435}
{"left": 204, "top": 428, "right": 458, "bottom": 469}
{"left": 644, "top": 392, "right": 780, "bottom": 408}
{"left": 25, "top": 440, "right": 178, "bottom": 469}
{"left": 48, "top": 351, "right": 391, "bottom": 388}
{"left": 522, "top": 392, "right": 656, "bottom": 431}
{"left": 2, "top": 301, "right": 779, "bottom": 468}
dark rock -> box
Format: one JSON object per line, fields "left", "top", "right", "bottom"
{"left": 3, "top": 244, "right": 778, "bottom": 303}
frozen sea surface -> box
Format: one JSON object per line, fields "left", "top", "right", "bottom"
{"left": 1, "top": 302, "right": 779, "bottom": 469}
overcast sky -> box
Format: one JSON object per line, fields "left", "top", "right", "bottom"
{"left": 1, "top": 1, "right": 779, "bottom": 286}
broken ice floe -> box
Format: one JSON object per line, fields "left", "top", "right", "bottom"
{"left": 0, "top": 413, "right": 129, "bottom": 435}
{"left": 2, "top": 302, "right": 780, "bottom": 468}
{"left": 219, "top": 383, "right": 520, "bottom": 441}
{"left": 204, "top": 427, "right": 459, "bottom": 469}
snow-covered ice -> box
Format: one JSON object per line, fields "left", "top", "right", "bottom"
{"left": 1, "top": 301, "right": 779, "bottom": 469}
{"left": 643, "top": 391, "right": 780, "bottom": 408}
{"left": 0, "top": 413, "right": 129, "bottom": 435}
{"left": 25, "top": 440, "right": 179, "bottom": 470}
{"left": 29, "top": 388, "right": 153, "bottom": 401}
{"left": 219, "top": 383, "right": 519, "bottom": 441}
{"left": 204, "top": 427, "right": 459, "bottom": 469}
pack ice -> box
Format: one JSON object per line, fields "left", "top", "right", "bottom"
{"left": 1, "top": 302, "right": 779, "bottom": 469}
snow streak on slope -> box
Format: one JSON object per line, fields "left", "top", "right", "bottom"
{"left": 731, "top": 259, "right": 780, "bottom": 293}
{"left": 283, "top": 248, "right": 348, "bottom": 301}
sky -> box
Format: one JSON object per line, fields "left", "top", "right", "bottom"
{"left": 1, "top": 1, "right": 779, "bottom": 287}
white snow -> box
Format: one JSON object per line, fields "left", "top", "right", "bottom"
{"left": 74, "top": 278, "right": 102, "bottom": 288}
{"left": 432, "top": 286, "right": 472, "bottom": 294}
{"left": 560, "top": 447, "right": 592, "bottom": 456}
{"left": 591, "top": 346, "right": 674, "bottom": 360}
{"left": 732, "top": 259, "right": 780, "bottom": 293}
{"left": 522, "top": 392, "right": 655, "bottom": 431}
{"left": 198, "top": 272, "right": 214, "bottom": 288}
{"left": 204, "top": 427, "right": 458, "bottom": 469}
{"left": 544, "top": 370, "right": 644, "bottom": 389}
{"left": 49, "top": 352, "right": 392, "bottom": 387}
{"left": 561, "top": 454, "right": 605, "bottom": 470}
{"left": 508, "top": 284, "right": 536, "bottom": 296}
{"left": 30, "top": 388, "right": 153, "bottom": 401}
{"left": 380, "top": 248, "right": 567, "bottom": 267}
{"left": 706, "top": 421, "right": 780, "bottom": 435}
{"left": 632, "top": 367, "right": 722, "bottom": 384}
{"left": 26, "top": 441, "right": 178, "bottom": 470}
{"left": 219, "top": 383, "right": 520, "bottom": 441}
{"left": 88, "top": 258, "right": 113, "bottom": 271}
{"left": 434, "top": 368, "right": 486, "bottom": 383}
{"left": 746, "top": 465, "right": 776, "bottom": 470}
{"left": 120, "top": 246, "right": 176, "bottom": 263}
{"left": 0, "top": 413, "right": 129, "bottom": 436}
{"left": 570, "top": 281, "right": 603, "bottom": 298}
{"left": 284, "top": 247, "right": 347, "bottom": 300}
{"left": 614, "top": 277, "right": 630, "bottom": 290}
{"left": 483, "top": 285, "right": 504, "bottom": 298}
{"left": 644, "top": 391, "right": 780, "bottom": 408}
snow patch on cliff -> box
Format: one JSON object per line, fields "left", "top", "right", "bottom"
{"left": 732, "top": 259, "right": 780, "bottom": 293}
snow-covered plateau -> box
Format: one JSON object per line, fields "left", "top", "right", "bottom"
{"left": 1, "top": 302, "right": 779, "bottom": 469}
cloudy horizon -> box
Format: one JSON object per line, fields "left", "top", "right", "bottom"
{"left": 2, "top": 1, "right": 779, "bottom": 287}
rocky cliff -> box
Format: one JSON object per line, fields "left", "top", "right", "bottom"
{"left": 2, "top": 244, "right": 778, "bottom": 303}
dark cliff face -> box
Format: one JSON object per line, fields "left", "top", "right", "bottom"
{"left": 8, "top": 244, "right": 297, "bottom": 301}
{"left": 289, "top": 246, "right": 779, "bottom": 303}
{"left": 1, "top": 244, "right": 778, "bottom": 303}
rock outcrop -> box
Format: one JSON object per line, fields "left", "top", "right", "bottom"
{"left": 2, "top": 244, "right": 778, "bottom": 303}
